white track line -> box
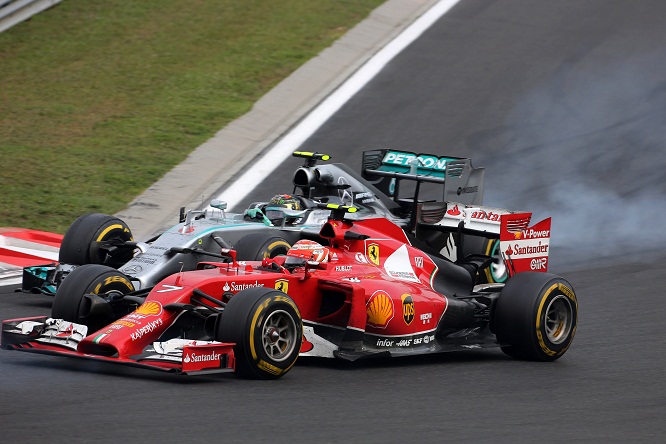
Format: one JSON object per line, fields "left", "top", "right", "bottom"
{"left": 216, "top": 0, "right": 462, "bottom": 207}
{"left": 0, "top": 245, "right": 58, "bottom": 261}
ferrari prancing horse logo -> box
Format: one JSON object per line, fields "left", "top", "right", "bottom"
{"left": 275, "top": 279, "right": 289, "bottom": 294}
{"left": 367, "top": 243, "right": 380, "bottom": 266}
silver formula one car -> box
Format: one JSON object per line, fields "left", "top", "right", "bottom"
{"left": 21, "top": 150, "right": 505, "bottom": 299}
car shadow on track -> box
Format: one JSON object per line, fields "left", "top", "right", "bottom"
{"left": 3, "top": 349, "right": 513, "bottom": 385}
{"left": 4, "top": 356, "right": 227, "bottom": 384}
{"left": 297, "top": 349, "right": 510, "bottom": 371}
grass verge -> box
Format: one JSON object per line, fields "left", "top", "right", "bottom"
{"left": 0, "top": 0, "right": 384, "bottom": 233}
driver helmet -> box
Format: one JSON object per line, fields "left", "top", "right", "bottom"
{"left": 284, "top": 240, "right": 329, "bottom": 269}
{"left": 266, "top": 194, "right": 304, "bottom": 225}
{"left": 268, "top": 194, "right": 302, "bottom": 211}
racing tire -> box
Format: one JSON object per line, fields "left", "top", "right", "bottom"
{"left": 462, "top": 236, "right": 508, "bottom": 284}
{"left": 59, "top": 213, "right": 134, "bottom": 268}
{"left": 493, "top": 272, "right": 577, "bottom": 361}
{"left": 52, "top": 264, "right": 135, "bottom": 332}
{"left": 232, "top": 233, "right": 291, "bottom": 261}
{"left": 216, "top": 287, "right": 302, "bottom": 379}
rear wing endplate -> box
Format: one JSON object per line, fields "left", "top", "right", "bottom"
{"left": 500, "top": 214, "right": 551, "bottom": 275}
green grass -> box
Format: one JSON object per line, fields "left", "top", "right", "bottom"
{"left": 0, "top": 0, "right": 384, "bottom": 233}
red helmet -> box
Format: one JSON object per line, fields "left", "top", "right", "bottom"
{"left": 285, "top": 240, "right": 329, "bottom": 268}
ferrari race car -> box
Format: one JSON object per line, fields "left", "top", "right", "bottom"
{"left": 21, "top": 149, "right": 504, "bottom": 298}
{"left": 2, "top": 205, "right": 577, "bottom": 379}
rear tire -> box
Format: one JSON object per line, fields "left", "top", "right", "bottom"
{"left": 52, "top": 264, "right": 135, "bottom": 332}
{"left": 216, "top": 287, "right": 302, "bottom": 379}
{"left": 59, "top": 213, "right": 134, "bottom": 268}
{"left": 462, "top": 236, "right": 507, "bottom": 284}
{"left": 233, "top": 233, "right": 291, "bottom": 261}
{"left": 493, "top": 272, "right": 577, "bottom": 361}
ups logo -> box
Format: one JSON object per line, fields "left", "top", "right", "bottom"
{"left": 401, "top": 294, "right": 414, "bottom": 325}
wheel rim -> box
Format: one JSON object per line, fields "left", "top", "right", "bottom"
{"left": 544, "top": 295, "right": 574, "bottom": 344}
{"left": 488, "top": 241, "right": 508, "bottom": 283}
{"left": 261, "top": 309, "right": 297, "bottom": 362}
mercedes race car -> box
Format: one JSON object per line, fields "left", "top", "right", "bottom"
{"left": 2, "top": 205, "right": 577, "bottom": 379}
{"left": 21, "top": 149, "right": 504, "bottom": 298}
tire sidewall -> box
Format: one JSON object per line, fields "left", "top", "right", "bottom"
{"left": 217, "top": 288, "right": 302, "bottom": 379}
{"left": 247, "top": 293, "right": 302, "bottom": 377}
{"left": 533, "top": 281, "right": 578, "bottom": 359}
{"left": 51, "top": 264, "right": 134, "bottom": 327}
{"left": 494, "top": 272, "right": 578, "bottom": 361}
{"left": 59, "top": 214, "right": 134, "bottom": 267}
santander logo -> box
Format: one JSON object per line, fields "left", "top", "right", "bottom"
{"left": 222, "top": 281, "right": 265, "bottom": 293}
{"left": 183, "top": 351, "right": 221, "bottom": 363}
{"left": 447, "top": 205, "right": 461, "bottom": 216}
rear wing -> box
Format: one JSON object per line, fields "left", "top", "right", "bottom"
{"left": 416, "top": 202, "right": 525, "bottom": 238}
{"left": 500, "top": 214, "right": 551, "bottom": 275}
{"left": 416, "top": 202, "right": 551, "bottom": 274}
{"left": 361, "top": 149, "right": 485, "bottom": 206}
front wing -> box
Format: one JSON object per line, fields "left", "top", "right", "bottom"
{"left": 1, "top": 317, "right": 236, "bottom": 376}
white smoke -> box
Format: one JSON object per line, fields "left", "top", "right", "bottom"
{"left": 478, "top": 49, "right": 666, "bottom": 269}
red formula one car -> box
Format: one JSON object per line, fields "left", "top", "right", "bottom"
{"left": 1, "top": 205, "right": 577, "bottom": 379}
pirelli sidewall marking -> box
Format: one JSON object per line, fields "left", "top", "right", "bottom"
{"left": 258, "top": 359, "right": 282, "bottom": 376}
{"left": 249, "top": 299, "right": 271, "bottom": 361}
{"left": 265, "top": 240, "right": 291, "bottom": 258}
{"left": 96, "top": 224, "right": 132, "bottom": 242}
{"left": 93, "top": 275, "right": 133, "bottom": 293}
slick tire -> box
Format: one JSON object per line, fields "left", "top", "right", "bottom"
{"left": 216, "top": 287, "right": 302, "bottom": 379}
{"left": 59, "top": 213, "right": 134, "bottom": 268}
{"left": 52, "top": 264, "right": 135, "bottom": 332}
{"left": 232, "top": 233, "right": 291, "bottom": 261}
{"left": 462, "top": 236, "right": 508, "bottom": 284}
{"left": 493, "top": 272, "right": 578, "bottom": 361}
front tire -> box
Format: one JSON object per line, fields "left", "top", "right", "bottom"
{"left": 52, "top": 264, "right": 136, "bottom": 333}
{"left": 59, "top": 213, "right": 134, "bottom": 268}
{"left": 232, "top": 233, "right": 291, "bottom": 261}
{"left": 493, "top": 272, "right": 577, "bottom": 361}
{"left": 216, "top": 287, "right": 302, "bottom": 379}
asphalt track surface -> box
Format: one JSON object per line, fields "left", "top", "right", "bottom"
{"left": 2, "top": 0, "right": 666, "bottom": 442}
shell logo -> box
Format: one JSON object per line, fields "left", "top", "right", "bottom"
{"left": 366, "top": 291, "right": 394, "bottom": 329}
{"left": 135, "top": 301, "right": 162, "bottom": 316}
